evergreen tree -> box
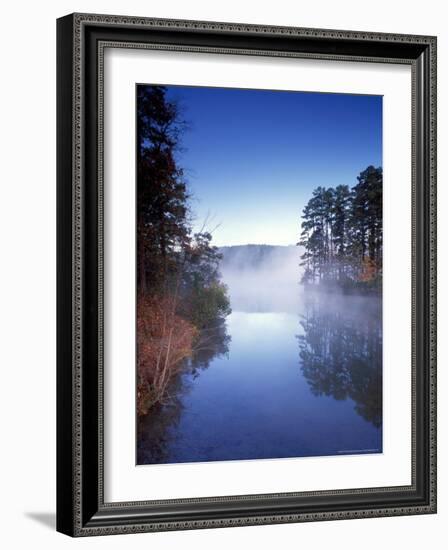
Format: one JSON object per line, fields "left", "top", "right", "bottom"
{"left": 137, "top": 85, "right": 190, "bottom": 292}
{"left": 332, "top": 184, "right": 351, "bottom": 279}
{"left": 136, "top": 85, "right": 231, "bottom": 414}
{"left": 352, "top": 166, "right": 382, "bottom": 263}
{"left": 298, "top": 166, "right": 382, "bottom": 292}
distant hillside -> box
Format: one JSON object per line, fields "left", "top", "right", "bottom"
{"left": 217, "top": 245, "right": 303, "bottom": 313}
{"left": 218, "top": 244, "right": 301, "bottom": 271}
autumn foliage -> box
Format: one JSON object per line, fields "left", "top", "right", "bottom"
{"left": 358, "top": 257, "right": 379, "bottom": 283}
{"left": 136, "top": 86, "right": 231, "bottom": 416}
{"left": 137, "top": 294, "right": 198, "bottom": 416}
{"left": 299, "top": 166, "right": 382, "bottom": 292}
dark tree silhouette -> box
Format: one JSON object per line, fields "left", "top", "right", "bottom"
{"left": 137, "top": 85, "right": 190, "bottom": 292}
{"left": 136, "top": 85, "right": 231, "bottom": 415}
{"left": 299, "top": 166, "right": 382, "bottom": 292}
{"left": 297, "top": 295, "right": 382, "bottom": 427}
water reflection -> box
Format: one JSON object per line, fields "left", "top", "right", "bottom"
{"left": 297, "top": 293, "right": 382, "bottom": 428}
{"left": 190, "top": 320, "right": 231, "bottom": 375}
{"left": 138, "top": 294, "right": 382, "bottom": 464}
{"left": 137, "top": 320, "right": 230, "bottom": 464}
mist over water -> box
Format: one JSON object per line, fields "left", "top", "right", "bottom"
{"left": 138, "top": 243, "right": 382, "bottom": 465}
{"left": 219, "top": 245, "right": 304, "bottom": 313}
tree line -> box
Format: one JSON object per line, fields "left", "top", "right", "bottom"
{"left": 298, "top": 166, "right": 382, "bottom": 293}
{"left": 137, "top": 85, "right": 231, "bottom": 415}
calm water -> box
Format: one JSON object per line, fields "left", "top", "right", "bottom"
{"left": 137, "top": 281, "right": 382, "bottom": 464}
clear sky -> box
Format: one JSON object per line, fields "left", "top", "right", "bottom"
{"left": 164, "top": 85, "right": 382, "bottom": 247}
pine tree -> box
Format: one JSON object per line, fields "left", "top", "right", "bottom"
{"left": 298, "top": 166, "right": 382, "bottom": 292}
{"left": 137, "top": 85, "right": 190, "bottom": 292}
{"left": 332, "top": 185, "right": 351, "bottom": 280}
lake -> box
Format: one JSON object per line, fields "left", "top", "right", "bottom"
{"left": 137, "top": 277, "right": 382, "bottom": 464}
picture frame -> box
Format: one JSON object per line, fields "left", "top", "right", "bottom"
{"left": 56, "top": 13, "right": 437, "bottom": 537}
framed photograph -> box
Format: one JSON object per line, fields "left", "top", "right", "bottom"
{"left": 57, "top": 13, "right": 437, "bottom": 536}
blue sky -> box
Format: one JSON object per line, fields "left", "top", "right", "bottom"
{"left": 164, "top": 85, "right": 382, "bottom": 247}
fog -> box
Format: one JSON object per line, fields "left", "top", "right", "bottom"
{"left": 140, "top": 248, "right": 383, "bottom": 465}
{"left": 219, "top": 245, "right": 304, "bottom": 313}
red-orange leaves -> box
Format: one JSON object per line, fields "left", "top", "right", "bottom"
{"left": 137, "top": 293, "right": 197, "bottom": 416}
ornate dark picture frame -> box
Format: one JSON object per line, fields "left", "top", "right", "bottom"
{"left": 57, "top": 13, "right": 437, "bottom": 537}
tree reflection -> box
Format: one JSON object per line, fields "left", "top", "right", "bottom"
{"left": 297, "top": 294, "right": 382, "bottom": 427}
{"left": 137, "top": 321, "right": 230, "bottom": 464}
{"left": 189, "top": 319, "right": 231, "bottom": 375}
